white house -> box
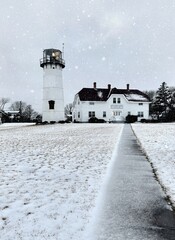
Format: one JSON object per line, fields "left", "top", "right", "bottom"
{"left": 72, "top": 82, "right": 150, "bottom": 122}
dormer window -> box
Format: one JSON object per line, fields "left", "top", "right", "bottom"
{"left": 48, "top": 100, "right": 55, "bottom": 110}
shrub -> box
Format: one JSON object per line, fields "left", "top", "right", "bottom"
{"left": 97, "top": 119, "right": 106, "bottom": 123}
{"left": 42, "top": 121, "right": 48, "bottom": 124}
{"left": 50, "top": 121, "right": 56, "bottom": 124}
{"left": 125, "top": 115, "right": 138, "bottom": 123}
{"left": 88, "top": 117, "right": 98, "bottom": 123}
{"left": 88, "top": 117, "right": 106, "bottom": 123}
{"left": 58, "top": 120, "right": 66, "bottom": 124}
{"left": 140, "top": 118, "right": 147, "bottom": 123}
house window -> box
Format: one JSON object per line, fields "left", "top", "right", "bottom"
{"left": 78, "top": 112, "right": 80, "bottom": 118}
{"left": 89, "top": 111, "right": 95, "bottom": 118}
{"left": 138, "top": 112, "right": 144, "bottom": 117}
{"left": 138, "top": 103, "right": 143, "bottom": 105}
{"left": 103, "top": 111, "right": 106, "bottom": 117}
{"left": 113, "top": 111, "right": 121, "bottom": 116}
{"left": 48, "top": 100, "right": 55, "bottom": 110}
{"left": 113, "top": 98, "right": 116, "bottom": 103}
{"left": 117, "top": 98, "right": 121, "bottom": 103}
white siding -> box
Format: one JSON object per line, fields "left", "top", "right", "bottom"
{"left": 72, "top": 93, "right": 150, "bottom": 122}
{"left": 42, "top": 65, "right": 65, "bottom": 122}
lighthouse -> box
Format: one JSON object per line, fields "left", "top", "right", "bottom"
{"left": 40, "top": 48, "right": 65, "bottom": 123}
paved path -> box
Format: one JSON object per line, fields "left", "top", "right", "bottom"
{"left": 90, "top": 124, "right": 175, "bottom": 240}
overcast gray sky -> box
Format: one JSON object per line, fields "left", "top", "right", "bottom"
{"left": 1, "top": 0, "right": 175, "bottom": 112}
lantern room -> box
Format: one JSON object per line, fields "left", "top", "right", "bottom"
{"left": 40, "top": 48, "right": 65, "bottom": 68}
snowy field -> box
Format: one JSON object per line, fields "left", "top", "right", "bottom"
{"left": 132, "top": 123, "right": 175, "bottom": 209}
{"left": 0, "top": 123, "right": 123, "bottom": 240}
{"left": 0, "top": 122, "right": 35, "bottom": 130}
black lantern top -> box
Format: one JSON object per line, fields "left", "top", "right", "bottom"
{"left": 40, "top": 48, "right": 65, "bottom": 68}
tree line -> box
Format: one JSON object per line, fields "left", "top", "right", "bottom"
{"left": 0, "top": 99, "right": 40, "bottom": 123}
{"left": 0, "top": 98, "right": 72, "bottom": 123}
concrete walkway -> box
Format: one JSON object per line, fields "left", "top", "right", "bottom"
{"left": 91, "top": 124, "right": 175, "bottom": 240}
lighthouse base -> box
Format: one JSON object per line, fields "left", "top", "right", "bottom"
{"left": 42, "top": 111, "right": 65, "bottom": 123}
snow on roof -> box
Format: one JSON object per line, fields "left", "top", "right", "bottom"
{"left": 124, "top": 93, "right": 149, "bottom": 102}
{"left": 5, "top": 110, "right": 19, "bottom": 114}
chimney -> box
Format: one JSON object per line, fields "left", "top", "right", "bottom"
{"left": 108, "top": 84, "right": 111, "bottom": 90}
{"left": 93, "top": 82, "right": 97, "bottom": 89}
{"left": 127, "top": 84, "right": 130, "bottom": 91}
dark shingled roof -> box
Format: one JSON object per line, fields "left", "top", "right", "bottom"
{"left": 78, "top": 88, "right": 111, "bottom": 101}
{"left": 77, "top": 87, "right": 150, "bottom": 102}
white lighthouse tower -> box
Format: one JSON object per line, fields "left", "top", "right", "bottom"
{"left": 40, "top": 48, "right": 65, "bottom": 122}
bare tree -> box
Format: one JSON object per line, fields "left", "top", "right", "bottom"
{"left": 23, "top": 105, "right": 34, "bottom": 120}
{"left": 64, "top": 103, "right": 73, "bottom": 122}
{"left": 10, "top": 101, "right": 26, "bottom": 113}
{"left": 143, "top": 90, "right": 156, "bottom": 101}
{"left": 0, "top": 98, "right": 10, "bottom": 110}
{"left": 65, "top": 103, "right": 73, "bottom": 116}
{"left": 9, "top": 101, "right": 39, "bottom": 122}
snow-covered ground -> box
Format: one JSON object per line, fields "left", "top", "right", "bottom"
{"left": 0, "top": 123, "right": 123, "bottom": 240}
{"left": 2, "top": 122, "right": 174, "bottom": 239}
{"left": 132, "top": 123, "right": 175, "bottom": 208}
{"left": 0, "top": 123, "right": 35, "bottom": 130}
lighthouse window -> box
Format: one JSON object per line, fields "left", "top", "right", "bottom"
{"left": 48, "top": 100, "right": 55, "bottom": 110}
